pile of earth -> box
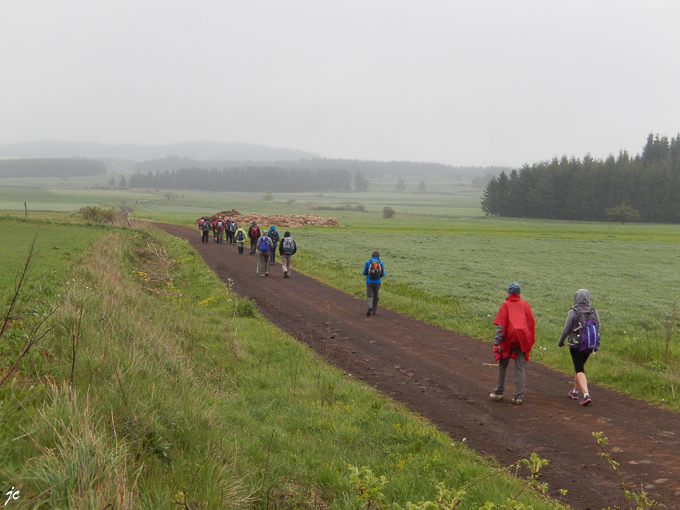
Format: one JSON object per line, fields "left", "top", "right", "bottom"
{"left": 199, "top": 210, "right": 340, "bottom": 228}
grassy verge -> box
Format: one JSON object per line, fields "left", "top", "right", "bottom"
{"left": 0, "top": 219, "right": 558, "bottom": 509}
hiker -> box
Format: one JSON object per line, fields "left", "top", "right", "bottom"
{"left": 248, "top": 221, "right": 261, "bottom": 255}
{"left": 198, "top": 217, "right": 211, "bottom": 244}
{"left": 558, "top": 289, "right": 600, "bottom": 406}
{"left": 226, "top": 218, "right": 237, "bottom": 244}
{"left": 267, "top": 225, "right": 280, "bottom": 264}
{"left": 279, "top": 231, "right": 297, "bottom": 278}
{"left": 362, "top": 251, "right": 385, "bottom": 316}
{"left": 257, "top": 231, "right": 274, "bottom": 277}
{"left": 211, "top": 217, "right": 219, "bottom": 243}
{"left": 489, "top": 282, "right": 536, "bottom": 405}
{"left": 235, "top": 225, "right": 247, "bottom": 254}
{"left": 214, "top": 216, "right": 225, "bottom": 244}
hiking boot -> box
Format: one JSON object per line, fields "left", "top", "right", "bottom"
{"left": 512, "top": 396, "right": 523, "bottom": 405}
{"left": 366, "top": 308, "right": 372, "bottom": 317}
{"left": 568, "top": 390, "right": 579, "bottom": 400}
{"left": 265, "top": 272, "right": 269, "bottom": 277}
{"left": 284, "top": 271, "right": 289, "bottom": 278}
{"left": 579, "top": 395, "right": 592, "bottom": 406}
{"left": 489, "top": 392, "right": 503, "bottom": 401}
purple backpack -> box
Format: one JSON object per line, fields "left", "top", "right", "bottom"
{"left": 570, "top": 306, "right": 600, "bottom": 352}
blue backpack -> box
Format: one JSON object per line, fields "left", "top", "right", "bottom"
{"left": 569, "top": 306, "right": 600, "bottom": 352}
{"left": 258, "top": 236, "right": 270, "bottom": 253}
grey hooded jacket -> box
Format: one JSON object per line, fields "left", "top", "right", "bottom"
{"left": 558, "top": 289, "right": 600, "bottom": 347}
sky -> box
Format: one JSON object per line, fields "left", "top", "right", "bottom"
{"left": 2, "top": 1, "right": 680, "bottom": 167}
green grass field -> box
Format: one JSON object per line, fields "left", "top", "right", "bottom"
{"left": 0, "top": 217, "right": 557, "bottom": 509}
{"left": 3, "top": 182, "right": 680, "bottom": 411}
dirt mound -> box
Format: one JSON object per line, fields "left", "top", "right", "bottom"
{"left": 198, "top": 210, "right": 340, "bottom": 228}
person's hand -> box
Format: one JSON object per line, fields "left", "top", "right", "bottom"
{"left": 493, "top": 344, "right": 502, "bottom": 361}
{"left": 558, "top": 339, "right": 564, "bottom": 347}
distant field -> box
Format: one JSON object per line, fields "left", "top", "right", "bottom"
{"left": 0, "top": 181, "right": 485, "bottom": 224}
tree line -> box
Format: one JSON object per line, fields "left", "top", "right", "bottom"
{"left": 481, "top": 134, "right": 680, "bottom": 223}
{"left": 128, "top": 167, "right": 358, "bottom": 192}
{"left": 134, "top": 156, "right": 508, "bottom": 180}
{"left": 0, "top": 158, "right": 107, "bottom": 178}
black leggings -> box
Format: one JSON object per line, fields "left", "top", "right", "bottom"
{"left": 570, "top": 348, "right": 591, "bottom": 374}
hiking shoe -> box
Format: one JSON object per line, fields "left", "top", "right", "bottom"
{"left": 265, "top": 272, "right": 269, "bottom": 277}
{"left": 366, "top": 308, "right": 372, "bottom": 317}
{"left": 579, "top": 395, "right": 592, "bottom": 406}
{"left": 568, "top": 390, "right": 579, "bottom": 400}
{"left": 489, "top": 392, "right": 503, "bottom": 401}
{"left": 512, "top": 396, "right": 523, "bottom": 405}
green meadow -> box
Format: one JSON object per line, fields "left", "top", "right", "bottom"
{"left": 0, "top": 217, "right": 556, "bottom": 509}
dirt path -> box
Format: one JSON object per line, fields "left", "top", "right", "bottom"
{"left": 157, "top": 223, "right": 680, "bottom": 510}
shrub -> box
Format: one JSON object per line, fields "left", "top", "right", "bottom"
{"left": 234, "top": 298, "right": 257, "bottom": 318}
{"left": 383, "top": 206, "right": 396, "bottom": 219}
{"left": 78, "top": 206, "right": 116, "bottom": 224}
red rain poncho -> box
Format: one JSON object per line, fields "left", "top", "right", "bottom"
{"left": 493, "top": 294, "right": 536, "bottom": 361}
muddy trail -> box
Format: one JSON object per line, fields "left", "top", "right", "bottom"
{"left": 157, "top": 223, "right": 680, "bottom": 509}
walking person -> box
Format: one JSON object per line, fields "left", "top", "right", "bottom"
{"left": 198, "top": 217, "right": 211, "bottom": 244}
{"left": 248, "top": 221, "right": 261, "bottom": 255}
{"left": 211, "top": 217, "right": 219, "bottom": 242}
{"left": 489, "top": 282, "right": 536, "bottom": 405}
{"left": 279, "top": 231, "right": 297, "bottom": 278}
{"left": 235, "top": 225, "right": 247, "bottom": 254}
{"left": 214, "top": 216, "right": 225, "bottom": 244}
{"left": 226, "top": 219, "right": 237, "bottom": 244}
{"left": 558, "top": 289, "right": 600, "bottom": 406}
{"left": 257, "top": 231, "right": 274, "bottom": 277}
{"left": 267, "top": 225, "right": 280, "bottom": 264}
{"left": 362, "top": 251, "right": 385, "bottom": 316}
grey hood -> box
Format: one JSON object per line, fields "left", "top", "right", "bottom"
{"left": 574, "top": 289, "right": 590, "bottom": 305}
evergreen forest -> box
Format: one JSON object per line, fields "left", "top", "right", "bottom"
{"left": 481, "top": 134, "right": 680, "bottom": 223}
{"left": 134, "top": 156, "right": 509, "bottom": 180}
{"left": 128, "top": 167, "right": 354, "bottom": 192}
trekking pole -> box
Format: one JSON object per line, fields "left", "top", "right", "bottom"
{"left": 256, "top": 261, "right": 259, "bottom": 274}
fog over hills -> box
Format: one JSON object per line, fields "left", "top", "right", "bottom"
{"left": 0, "top": 140, "right": 508, "bottom": 180}
{"left": 0, "top": 141, "right": 319, "bottom": 162}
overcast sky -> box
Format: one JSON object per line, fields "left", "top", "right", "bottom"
{"left": 2, "top": 1, "right": 679, "bottom": 167}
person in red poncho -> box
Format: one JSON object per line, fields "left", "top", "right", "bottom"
{"left": 489, "top": 282, "right": 535, "bottom": 405}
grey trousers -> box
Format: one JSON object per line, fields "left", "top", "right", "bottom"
{"left": 281, "top": 254, "right": 292, "bottom": 273}
{"left": 494, "top": 347, "right": 526, "bottom": 398}
{"left": 258, "top": 253, "right": 270, "bottom": 274}
{"left": 366, "top": 282, "right": 381, "bottom": 312}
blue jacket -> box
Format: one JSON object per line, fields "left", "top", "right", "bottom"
{"left": 362, "top": 257, "right": 385, "bottom": 283}
{"left": 268, "top": 226, "right": 280, "bottom": 246}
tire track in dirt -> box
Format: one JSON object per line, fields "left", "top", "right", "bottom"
{"left": 157, "top": 223, "right": 680, "bottom": 510}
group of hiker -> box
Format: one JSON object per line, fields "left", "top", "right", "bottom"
{"left": 489, "top": 283, "right": 599, "bottom": 407}
{"left": 358, "top": 254, "right": 598, "bottom": 408}
{"left": 197, "top": 217, "right": 297, "bottom": 278}
{"left": 198, "top": 216, "right": 241, "bottom": 245}
{"left": 197, "top": 216, "right": 598, "bottom": 407}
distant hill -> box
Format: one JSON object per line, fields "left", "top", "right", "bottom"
{"left": 0, "top": 141, "right": 509, "bottom": 179}
{"left": 0, "top": 141, "right": 319, "bottom": 162}
{"left": 0, "top": 158, "right": 106, "bottom": 178}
